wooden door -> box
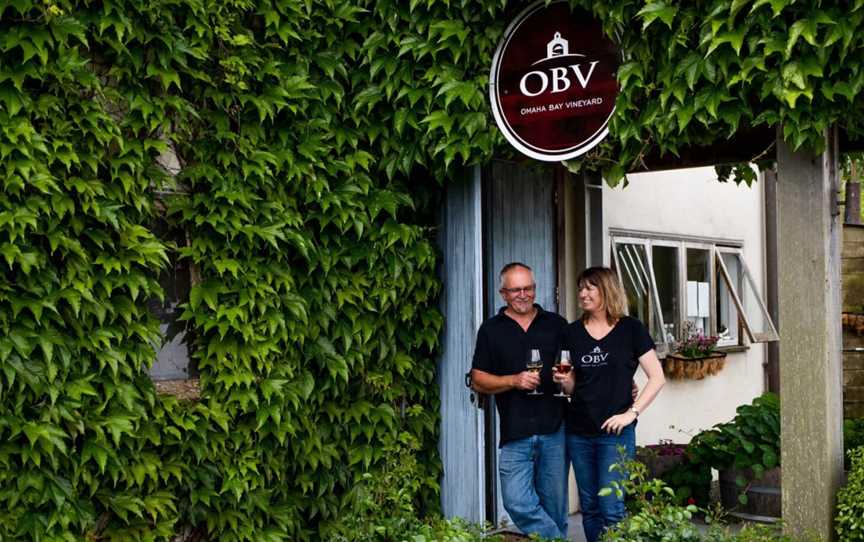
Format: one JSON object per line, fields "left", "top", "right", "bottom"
{"left": 482, "top": 160, "right": 558, "bottom": 527}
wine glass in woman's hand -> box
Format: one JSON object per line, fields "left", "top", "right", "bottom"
{"left": 554, "top": 350, "right": 572, "bottom": 398}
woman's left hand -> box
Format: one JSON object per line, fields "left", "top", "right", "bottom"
{"left": 600, "top": 410, "right": 637, "bottom": 435}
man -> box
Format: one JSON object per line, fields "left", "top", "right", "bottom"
{"left": 470, "top": 262, "right": 568, "bottom": 540}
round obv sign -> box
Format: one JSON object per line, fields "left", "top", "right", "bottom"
{"left": 490, "top": 1, "right": 619, "bottom": 162}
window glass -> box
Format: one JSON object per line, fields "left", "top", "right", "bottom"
{"left": 685, "top": 248, "right": 711, "bottom": 334}
{"left": 146, "top": 218, "right": 193, "bottom": 381}
{"left": 652, "top": 245, "right": 679, "bottom": 344}
{"left": 716, "top": 252, "right": 741, "bottom": 345}
{"left": 718, "top": 251, "right": 779, "bottom": 342}
{"left": 614, "top": 242, "right": 667, "bottom": 349}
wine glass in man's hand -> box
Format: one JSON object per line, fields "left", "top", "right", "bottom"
{"left": 526, "top": 348, "right": 544, "bottom": 396}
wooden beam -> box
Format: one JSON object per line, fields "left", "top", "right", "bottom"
{"left": 777, "top": 126, "right": 845, "bottom": 541}
{"left": 632, "top": 128, "right": 774, "bottom": 173}
{"left": 627, "top": 126, "right": 864, "bottom": 174}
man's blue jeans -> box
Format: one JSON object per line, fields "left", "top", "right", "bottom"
{"left": 499, "top": 426, "right": 567, "bottom": 540}
{"left": 567, "top": 423, "right": 636, "bottom": 542}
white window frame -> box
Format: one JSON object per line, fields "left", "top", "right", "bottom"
{"left": 610, "top": 231, "right": 778, "bottom": 353}
{"left": 611, "top": 236, "right": 669, "bottom": 354}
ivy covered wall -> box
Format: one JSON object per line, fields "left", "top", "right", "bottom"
{"left": 3, "top": 0, "right": 864, "bottom": 540}
{"left": 0, "top": 1, "right": 505, "bottom": 540}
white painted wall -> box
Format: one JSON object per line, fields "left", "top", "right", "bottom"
{"left": 602, "top": 167, "right": 768, "bottom": 446}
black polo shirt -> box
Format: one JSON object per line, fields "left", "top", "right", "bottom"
{"left": 562, "top": 316, "right": 655, "bottom": 436}
{"left": 472, "top": 305, "right": 567, "bottom": 445}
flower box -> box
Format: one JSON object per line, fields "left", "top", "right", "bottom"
{"left": 663, "top": 352, "right": 727, "bottom": 380}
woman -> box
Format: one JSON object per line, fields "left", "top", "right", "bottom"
{"left": 553, "top": 267, "right": 665, "bottom": 542}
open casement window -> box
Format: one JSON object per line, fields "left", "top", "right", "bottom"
{"left": 611, "top": 231, "right": 778, "bottom": 353}
{"left": 611, "top": 239, "right": 671, "bottom": 354}
{"left": 716, "top": 248, "right": 779, "bottom": 343}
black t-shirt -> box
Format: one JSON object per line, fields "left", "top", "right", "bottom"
{"left": 562, "top": 316, "right": 655, "bottom": 436}
{"left": 472, "top": 305, "right": 567, "bottom": 445}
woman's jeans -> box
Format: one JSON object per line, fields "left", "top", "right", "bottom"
{"left": 567, "top": 423, "right": 636, "bottom": 542}
{"left": 499, "top": 425, "right": 568, "bottom": 540}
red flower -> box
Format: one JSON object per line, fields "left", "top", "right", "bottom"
{"left": 687, "top": 497, "right": 696, "bottom": 505}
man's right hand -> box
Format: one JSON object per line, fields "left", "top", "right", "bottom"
{"left": 511, "top": 371, "right": 541, "bottom": 391}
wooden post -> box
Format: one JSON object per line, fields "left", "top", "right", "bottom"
{"left": 764, "top": 168, "right": 780, "bottom": 394}
{"left": 777, "top": 128, "right": 845, "bottom": 540}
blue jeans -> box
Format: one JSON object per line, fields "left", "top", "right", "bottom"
{"left": 567, "top": 423, "right": 636, "bottom": 542}
{"left": 499, "top": 426, "right": 567, "bottom": 540}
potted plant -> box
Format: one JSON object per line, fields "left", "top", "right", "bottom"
{"left": 663, "top": 322, "right": 726, "bottom": 380}
{"left": 688, "top": 393, "right": 781, "bottom": 520}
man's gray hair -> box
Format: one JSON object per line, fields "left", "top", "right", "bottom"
{"left": 499, "top": 262, "right": 533, "bottom": 288}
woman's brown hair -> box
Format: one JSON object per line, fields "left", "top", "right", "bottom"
{"left": 577, "top": 266, "right": 628, "bottom": 324}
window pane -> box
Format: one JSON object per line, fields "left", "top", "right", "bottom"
{"left": 652, "top": 245, "right": 679, "bottom": 344}
{"left": 685, "top": 248, "right": 710, "bottom": 335}
{"left": 614, "top": 243, "right": 666, "bottom": 348}
{"left": 719, "top": 251, "right": 779, "bottom": 342}
{"left": 147, "top": 219, "right": 192, "bottom": 381}
{"left": 716, "top": 252, "right": 741, "bottom": 345}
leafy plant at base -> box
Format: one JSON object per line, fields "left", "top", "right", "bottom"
{"left": 844, "top": 418, "right": 864, "bottom": 469}
{"left": 600, "top": 458, "right": 802, "bottom": 542}
{"left": 687, "top": 393, "right": 780, "bottom": 504}
{"left": 661, "top": 455, "right": 712, "bottom": 508}
{"left": 320, "top": 432, "right": 495, "bottom": 542}
{"left": 637, "top": 442, "right": 710, "bottom": 506}
{"left": 601, "top": 452, "right": 684, "bottom": 513}
{"left": 836, "top": 446, "right": 864, "bottom": 541}
{"left": 321, "top": 433, "right": 430, "bottom": 541}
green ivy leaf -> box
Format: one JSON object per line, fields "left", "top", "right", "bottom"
{"left": 637, "top": 3, "right": 677, "bottom": 30}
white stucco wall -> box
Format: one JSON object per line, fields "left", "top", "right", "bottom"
{"left": 602, "top": 166, "right": 768, "bottom": 446}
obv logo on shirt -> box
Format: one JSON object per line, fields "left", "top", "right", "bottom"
{"left": 581, "top": 346, "right": 608, "bottom": 365}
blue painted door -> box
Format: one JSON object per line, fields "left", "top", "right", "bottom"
{"left": 483, "top": 160, "right": 558, "bottom": 529}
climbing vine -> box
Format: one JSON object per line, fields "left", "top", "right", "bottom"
{"left": 2, "top": 0, "right": 864, "bottom": 540}
{"left": 0, "top": 1, "right": 489, "bottom": 539}
{"left": 576, "top": 0, "right": 864, "bottom": 184}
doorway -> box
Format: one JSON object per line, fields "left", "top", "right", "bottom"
{"left": 481, "top": 160, "right": 560, "bottom": 526}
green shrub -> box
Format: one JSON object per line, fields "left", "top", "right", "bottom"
{"left": 844, "top": 418, "right": 864, "bottom": 469}
{"left": 407, "top": 518, "right": 497, "bottom": 542}
{"left": 836, "top": 446, "right": 864, "bottom": 541}
{"left": 688, "top": 393, "right": 780, "bottom": 474}
{"left": 662, "top": 456, "right": 712, "bottom": 508}
{"left": 636, "top": 442, "right": 711, "bottom": 508}
{"left": 320, "top": 434, "right": 496, "bottom": 542}
{"left": 600, "top": 457, "right": 798, "bottom": 542}
{"left": 321, "top": 434, "right": 430, "bottom": 541}
{"left": 686, "top": 393, "right": 780, "bottom": 503}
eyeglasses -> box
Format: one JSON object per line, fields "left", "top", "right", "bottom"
{"left": 501, "top": 284, "right": 536, "bottom": 295}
